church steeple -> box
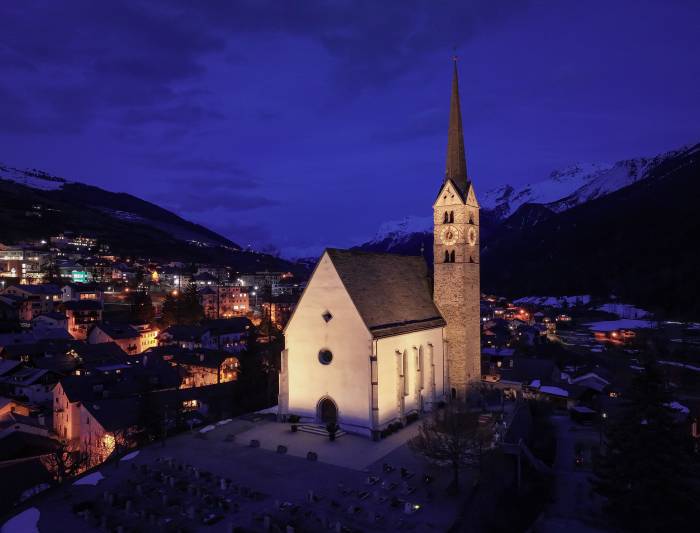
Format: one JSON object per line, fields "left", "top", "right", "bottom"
{"left": 445, "top": 57, "right": 469, "bottom": 196}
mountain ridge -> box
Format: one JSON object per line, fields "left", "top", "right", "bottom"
{"left": 0, "top": 162, "right": 306, "bottom": 275}
{"left": 359, "top": 143, "right": 697, "bottom": 249}
{"left": 353, "top": 141, "right": 700, "bottom": 317}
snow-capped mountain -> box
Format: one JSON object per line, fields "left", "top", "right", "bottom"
{"left": 360, "top": 143, "right": 698, "bottom": 249}
{"left": 480, "top": 162, "right": 609, "bottom": 219}
{"left": 0, "top": 160, "right": 238, "bottom": 249}
{"left": 369, "top": 216, "right": 432, "bottom": 250}
{"left": 0, "top": 163, "right": 71, "bottom": 191}
{"left": 482, "top": 144, "right": 697, "bottom": 219}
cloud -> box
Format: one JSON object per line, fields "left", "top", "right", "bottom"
{"left": 0, "top": 1, "right": 528, "bottom": 137}
{"left": 160, "top": 189, "right": 277, "bottom": 214}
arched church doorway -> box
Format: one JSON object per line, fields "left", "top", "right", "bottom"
{"left": 317, "top": 397, "right": 338, "bottom": 424}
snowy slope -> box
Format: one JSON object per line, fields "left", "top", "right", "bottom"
{"left": 480, "top": 162, "right": 609, "bottom": 219}
{"left": 481, "top": 144, "right": 697, "bottom": 219}
{"left": 0, "top": 163, "right": 70, "bottom": 191}
{"left": 361, "top": 143, "right": 698, "bottom": 248}
{"left": 368, "top": 215, "right": 432, "bottom": 249}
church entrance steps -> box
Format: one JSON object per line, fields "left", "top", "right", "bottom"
{"left": 297, "top": 424, "right": 347, "bottom": 439}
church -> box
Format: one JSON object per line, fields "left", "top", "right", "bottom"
{"left": 278, "top": 60, "right": 481, "bottom": 439}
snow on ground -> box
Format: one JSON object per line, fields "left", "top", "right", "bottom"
{"left": 659, "top": 360, "right": 700, "bottom": 373}
{"left": 514, "top": 295, "right": 591, "bottom": 308}
{"left": 120, "top": 450, "right": 140, "bottom": 461}
{"left": 539, "top": 386, "right": 569, "bottom": 398}
{"left": 255, "top": 405, "right": 278, "bottom": 415}
{"left": 0, "top": 164, "right": 69, "bottom": 191}
{"left": 666, "top": 402, "right": 690, "bottom": 414}
{"left": 1, "top": 507, "right": 40, "bottom": 533}
{"left": 73, "top": 471, "right": 104, "bottom": 486}
{"left": 216, "top": 418, "right": 232, "bottom": 426}
{"left": 596, "top": 303, "right": 650, "bottom": 319}
{"left": 199, "top": 425, "right": 216, "bottom": 433}
{"left": 584, "top": 319, "right": 655, "bottom": 332}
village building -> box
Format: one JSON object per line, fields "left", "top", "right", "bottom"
{"left": 278, "top": 60, "right": 481, "bottom": 439}
{"left": 0, "top": 284, "right": 61, "bottom": 321}
{"left": 61, "top": 283, "right": 103, "bottom": 303}
{"left": 88, "top": 323, "right": 141, "bottom": 355}
{"left": 149, "top": 346, "right": 239, "bottom": 388}
{"left": 62, "top": 300, "right": 102, "bottom": 340}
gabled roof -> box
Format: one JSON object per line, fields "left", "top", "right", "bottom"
{"left": 62, "top": 283, "right": 102, "bottom": 292}
{"left": 63, "top": 300, "right": 102, "bottom": 311}
{"left": 193, "top": 272, "right": 218, "bottom": 282}
{"left": 0, "top": 366, "right": 56, "bottom": 386}
{"left": 499, "top": 357, "right": 558, "bottom": 385}
{"left": 202, "top": 317, "right": 252, "bottom": 336}
{"left": 161, "top": 324, "right": 205, "bottom": 342}
{"left": 3, "top": 284, "right": 61, "bottom": 296}
{"left": 326, "top": 249, "right": 445, "bottom": 338}
{"left": 93, "top": 322, "right": 139, "bottom": 340}
{"left": 0, "top": 360, "right": 22, "bottom": 376}
{"left": 198, "top": 286, "right": 216, "bottom": 295}
{"left": 83, "top": 397, "right": 140, "bottom": 432}
{"left": 168, "top": 348, "right": 231, "bottom": 369}
{"left": 33, "top": 312, "right": 67, "bottom": 322}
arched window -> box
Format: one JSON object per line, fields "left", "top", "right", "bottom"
{"left": 469, "top": 213, "right": 474, "bottom": 225}
{"left": 449, "top": 211, "right": 454, "bottom": 223}
{"left": 469, "top": 256, "right": 474, "bottom": 263}
{"left": 443, "top": 212, "right": 449, "bottom": 223}
{"left": 450, "top": 250, "right": 455, "bottom": 263}
{"left": 444, "top": 250, "right": 450, "bottom": 263}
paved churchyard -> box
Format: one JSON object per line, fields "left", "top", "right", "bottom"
{"left": 14, "top": 416, "right": 468, "bottom": 532}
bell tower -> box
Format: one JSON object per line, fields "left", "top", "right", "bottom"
{"left": 433, "top": 58, "right": 481, "bottom": 399}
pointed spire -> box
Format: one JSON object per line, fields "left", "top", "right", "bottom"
{"left": 445, "top": 56, "right": 469, "bottom": 195}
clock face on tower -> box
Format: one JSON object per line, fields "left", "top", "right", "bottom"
{"left": 467, "top": 226, "right": 477, "bottom": 246}
{"left": 440, "top": 225, "right": 458, "bottom": 246}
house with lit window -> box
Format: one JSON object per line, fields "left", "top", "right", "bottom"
{"left": 61, "top": 283, "right": 103, "bottom": 303}
{"left": 0, "top": 365, "right": 60, "bottom": 405}
{"left": 32, "top": 311, "right": 68, "bottom": 332}
{"left": 146, "top": 346, "right": 239, "bottom": 388}
{"left": 62, "top": 300, "right": 102, "bottom": 340}
{"left": 88, "top": 323, "right": 141, "bottom": 355}
{"left": 201, "top": 318, "right": 252, "bottom": 354}
{"left": 0, "top": 284, "right": 61, "bottom": 321}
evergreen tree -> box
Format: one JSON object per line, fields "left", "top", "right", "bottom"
{"left": 593, "top": 358, "right": 699, "bottom": 532}
{"left": 40, "top": 259, "right": 62, "bottom": 284}
{"left": 161, "top": 283, "right": 203, "bottom": 326}
{"left": 180, "top": 282, "right": 204, "bottom": 325}
{"left": 161, "top": 292, "right": 179, "bottom": 326}
{"left": 129, "top": 291, "right": 155, "bottom": 323}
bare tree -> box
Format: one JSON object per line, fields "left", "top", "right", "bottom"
{"left": 41, "top": 439, "right": 90, "bottom": 483}
{"left": 409, "top": 402, "right": 494, "bottom": 493}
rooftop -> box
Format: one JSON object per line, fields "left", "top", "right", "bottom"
{"left": 325, "top": 248, "right": 445, "bottom": 338}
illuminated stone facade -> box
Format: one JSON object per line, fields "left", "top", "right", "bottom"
{"left": 432, "top": 59, "right": 481, "bottom": 398}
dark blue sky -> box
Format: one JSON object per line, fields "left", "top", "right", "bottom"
{"left": 2, "top": 1, "right": 699, "bottom": 257}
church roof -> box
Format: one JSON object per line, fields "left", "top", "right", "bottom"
{"left": 445, "top": 58, "right": 470, "bottom": 198}
{"left": 326, "top": 249, "right": 445, "bottom": 338}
